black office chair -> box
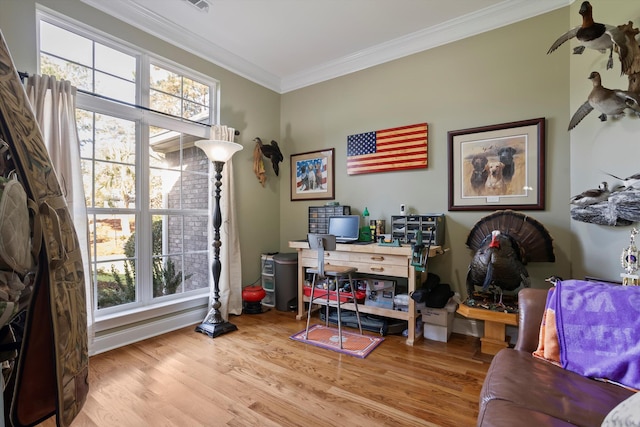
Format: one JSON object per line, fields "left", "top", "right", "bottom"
{"left": 304, "top": 233, "right": 362, "bottom": 348}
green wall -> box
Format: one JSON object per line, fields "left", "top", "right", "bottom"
{"left": 280, "top": 8, "right": 573, "bottom": 294}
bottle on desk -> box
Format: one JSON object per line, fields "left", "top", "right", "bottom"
{"left": 359, "top": 207, "right": 372, "bottom": 242}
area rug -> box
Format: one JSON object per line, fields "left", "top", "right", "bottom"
{"left": 290, "top": 324, "right": 384, "bottom": 358}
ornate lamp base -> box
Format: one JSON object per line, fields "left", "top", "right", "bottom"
{"left": 195, "top": 320, "right": 238, "bottom": 338}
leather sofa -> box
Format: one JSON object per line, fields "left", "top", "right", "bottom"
{"left": 477, "top": 288, "right": 635, "bottom": 427}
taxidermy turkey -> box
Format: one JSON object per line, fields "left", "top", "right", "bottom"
{"left": 465, "top": 210, "right": 555, "bottom": 301}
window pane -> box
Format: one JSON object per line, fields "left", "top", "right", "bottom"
{"left": 150, "top": 167, "right": 181, "bottom": 209}
{"left": 91, "top": 212, "right": 137, "bottom": 310}
{"left": 150, "top": 89, "right": 181, "bottom": 116}
{"left": 184, "top": 215, "right": 209, "bottom": 252}
{"left": 81, "top": 159, "right": 94, "bottom": 208}
{"left": 150, "top": 65, "right": 180, "bottom": 94}
{"left": 150, "top": 64, "right": 212, "bottom": 121}
{"left": 95, "top": 43, "right": 136, "bottom": 81}
{"left": 40, "top": 53, "right": 92, "bottom": 91}
{"left": 152, "top": 255, "right": 185, "bottom": 297}
{"left": 149, "top": 138, "right": 210, "bottom": 210}
{"left": 183, "top": 77, "right": 209, "bottom": 104}
{"left": 94, "top": 162, "right": 136, "bottom": 208}
{"left": 183, "top": 100, "right": 208, "bottom": 121}
{"left": 167, "top": 215, "right": 183, "bottom": 254}
{"left": 95, "top": 114, "right": 135, "bottom": 164}
{"left": 150, "top": 215, "right": 199, "bottom": 298}
{"left": 186, "top": 253, "right": 209, "bottom": 291}
{"left": 150, "top": 213, "right": 209, "bottom": 298}
{"left": 95, "top": 71, "right": 136, "bottom": 104}
{"left": 149, "top": 125, "right": 172, "bottom": 140}
{"left": 76, "top": 109, "right": 94, "bottom": 159}
{"left": 183, "top": 169, "right": 209, "bottom": 210}
{"left": 149, "top": 127, "right": 182, "bottom": 168}
{"left": 40, "top": 21, "right": 92, "bottom": 67}
{"left": 96, "top": 260, "right": 136, "bottom": 309}
{"left": 92, "top": 214, "right": 136, "bottom": 258}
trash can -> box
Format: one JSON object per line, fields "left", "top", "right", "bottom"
{"left": 273, "top": 252, "right": 298, "bottom": 312}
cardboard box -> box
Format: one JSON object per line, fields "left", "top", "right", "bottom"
{"left": 423, "top": 323, "right": 453, "bottom": 342}
{"left": 421, "top": 300, "right": 457, "bottom": 326}
{"left": 422, "top": 299, "right": 457, "bottom": 342}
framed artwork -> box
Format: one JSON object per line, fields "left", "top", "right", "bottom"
{"left": 448, "top": 118, "right": 545, "bottom": 211}
{"left": 290, "top": 148, "right": 335, "bottom": 201}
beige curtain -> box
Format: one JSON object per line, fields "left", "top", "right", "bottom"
{"left": 25, "top": 75, "right": 94, "bottom": 353}
{"left": 209, "top": 126, "right": 243, "bottom": 318}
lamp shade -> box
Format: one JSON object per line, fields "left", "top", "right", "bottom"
{"left": 195, "top": 139, "right": 243, "bottom": 162}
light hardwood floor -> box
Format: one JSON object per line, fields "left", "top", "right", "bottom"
{"left": 41, "top": 309, "right": 490, "bottom": 427}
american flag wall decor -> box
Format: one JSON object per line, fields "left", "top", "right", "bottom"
{"left": 346, "top": 123, "right": 428, "bottom": 175}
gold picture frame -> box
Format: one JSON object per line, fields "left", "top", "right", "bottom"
{"left": 290, "top": 148, "right": 335, "bottom": 201}
{"left": 448, "top": 118, "right": 545, "bottom": 211}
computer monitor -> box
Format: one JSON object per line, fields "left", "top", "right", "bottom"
{"left": 328, "top": 215, "right": 360, "bottom": 243}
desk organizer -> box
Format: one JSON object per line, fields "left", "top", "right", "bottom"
{"left": 308, "top": 205, "right": 351, "bottom": 234}
{"left": 391, "top": 214, "right": 445, "bottom": 245}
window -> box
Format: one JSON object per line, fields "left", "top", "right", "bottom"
{"left": 150, "top": 65, "right": 210, "bottom": 120}
{"left": 38, "top": 15, "right": 217, "bottom": 320}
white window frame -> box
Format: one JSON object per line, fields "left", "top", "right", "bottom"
{"left": 36, "top": 8, "right": 220, "bottom": 338}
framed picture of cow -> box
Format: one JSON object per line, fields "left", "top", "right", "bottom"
{"left": 448, "top": 118, "right": 545, "bottom": 211}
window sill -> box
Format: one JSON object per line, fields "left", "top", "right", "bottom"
{"left": 95, "top": 293, "right": 209, "bottom": 333}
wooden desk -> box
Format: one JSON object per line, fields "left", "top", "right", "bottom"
{"left": 456, "top": 304, "right": 518, "bottom": 355}
{"left": 288, "top": 240, "right": 442, "bottom": 345}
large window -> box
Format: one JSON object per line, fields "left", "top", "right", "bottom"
{"left": 38, "top": 16, "right": 217, "bottom": 318}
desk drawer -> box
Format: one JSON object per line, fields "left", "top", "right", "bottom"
{"left": 301, "top": 249, "right": 405, "bottom": 265}
{"left": 300, "top": 249, "right": 407, "bottom": 277}
{"left": 345, "top": 261, "right": 406, "bottom": 277}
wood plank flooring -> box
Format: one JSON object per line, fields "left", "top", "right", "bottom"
{"left": 40, "top": 309, "right": 490, "bottom": 427}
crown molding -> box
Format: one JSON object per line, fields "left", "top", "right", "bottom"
{"left": 80, "top": 0, "right": 282, "bottom": 92}
{"left": 82, "top": 0, "right": 571, "bottom": 94}
{"left": 280, "top": 0, "right": 572, "bottom": 92}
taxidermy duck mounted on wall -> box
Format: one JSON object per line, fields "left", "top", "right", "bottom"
{"left": 569, "top": 181, "right": 610, "bottom": 206}
{"left": 568, "top": 72, "right": 630, "bottom": 130}
{"left": 547, "top": 1, "right": 635, "bottom": 73}
{"left": 465, "top": 210, "right": 555, "bottom": 303}
{"left": 550, "top": 2, "right": 640, "bottom": 130}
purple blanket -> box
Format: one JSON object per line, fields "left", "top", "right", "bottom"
{"left": 550, "top": 280, "right": 640, "bottom": 390}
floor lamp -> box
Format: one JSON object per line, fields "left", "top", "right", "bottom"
{"left": 194, "top": 139, "right": 243, "bottom": 338}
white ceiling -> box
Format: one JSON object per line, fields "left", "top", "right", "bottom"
{"left": 81, "top": 0, "right": 571, "bottom": 93}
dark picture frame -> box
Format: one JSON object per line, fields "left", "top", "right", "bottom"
{"left": 448, "top": 118, "right": 545, "bottom": 211}
{"left": 290, "top": 148, "right": 335, "bottom": 201}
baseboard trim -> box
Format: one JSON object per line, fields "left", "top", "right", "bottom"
{"left": 92, "top": 306, "right": 208, "bottom": 355}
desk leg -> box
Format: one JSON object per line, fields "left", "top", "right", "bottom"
{"left": 296, "top": 249, "right": 306, "bottom": 321}
{"left": 480, "top": 320, "right": 509, "bottom": 355}
{"left": 406, "top": 269, "right": 424, "bottom": 346}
